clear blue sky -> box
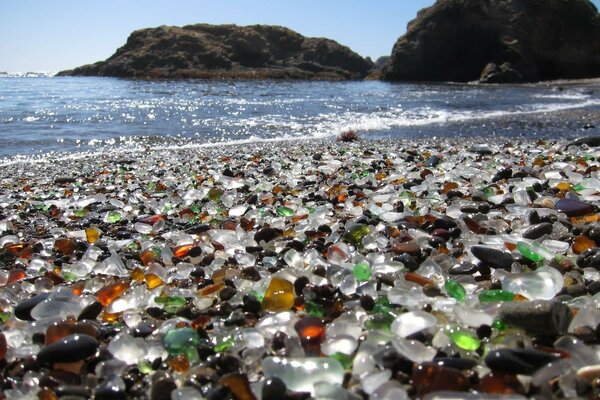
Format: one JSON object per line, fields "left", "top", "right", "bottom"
{"left": 1, "top": 0, "right": 599, "bottom": 73}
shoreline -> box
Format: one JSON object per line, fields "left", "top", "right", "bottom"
{"left": 2, "top": 136, "right": 600, "bottom": 398}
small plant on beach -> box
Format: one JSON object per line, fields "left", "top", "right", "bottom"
{"left": 337, "top": 130, "right": 360, "bottom": 142}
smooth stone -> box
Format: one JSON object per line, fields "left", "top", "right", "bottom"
{"left": 14, "top": 292, "right": 50, "bottom": 321}
{"left": 449, "top": 262, "right": 478, "bottom": 275}
{"left": 577, "top": 248, "right": 600, "bottom": 270}
{"left": 555, "top": 198, "right": 594, "bottom": 217}
{"left": 262, "top": 377, "right": 287, "bottom": 400}
{"left": 391, "top": 241, "right": 422, "bottom": 256}
{"left": 37, "top": 334, "right": 99, "bottom": 364}
{"left": 498, "top": 300, "right": 571, "bottom": 336}
{"left": 54, "top": 176, "right": 77, "bottom": 184}
{"left": 484, "top": 348, "right": 559, "bottom": 375}
{"left": 522, "top": 222, "right": 553, "bottom": 240}
{"left": 150, "top": 375, "right": 177, "bottom": 400}
{"left": 471, "top": 246, "right": 514, "bottom": 269}
{"left": 254, "top": 228, "right": 283, "bottom": 243}
{"left": 261, "top": 356, "right": 344, "bottom": 395}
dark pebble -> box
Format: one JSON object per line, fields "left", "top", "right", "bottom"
{"left": 254, "top": 227, "right": 283, "bottom": 243}
{"left": 54, "top": 176, "right": 77, "bottom": 184}
{"left": 498, "top": 300, "right": 571, "bottom": 336}
{"left": 132, "top": 322, "right": 156, "bottom": 338}
{"left": 394, "top": 254, "right": 419, "bottom": 271}
{"left": 184, "top": 224, "right": 211, "bottom": 234}
{"left": 241, "top": 266, "right": 261, "bottom": 281}
{"left": 471, "top": 246, "right": 514, "bottom": 269}
{"left": 262, "top": 377, "right": 287, "bottom": 400}
{"left": 433, "top": 357, "right": 477, "bottom": 370}
{"left": 492, "top": 168, "right": 512, "bottom": 182}
{"left": 522, "top": 222, "right": 553, "bottom": 240}
{"left": 150, "top": 375, "right": 177, "bottom": 400}
{"left": 37, "top": 334, "right": 99, "bottom": 364}
{"left": 555, "top": 198, "right": 594, "bottom": 217}
{"left": 485, "top": 348, "right": 559, "bottom": 375}
{"left": 94, "top": 381, "right": 127, "bottom": 400}
{"left": 14, "top": 292, "right": 50, "bottom": 321}
{"left": 55, "top": 385, "right": 91, "bottom": 398}
{"left": 587, "top": 280, "right": 600, "bottom": 295}
{"left": 449, "top": 262, "right": 478, "bottom": 275}
{"left": 360, "top": 295, "right": 375, "bottom": 311}
{"left": 77, "top": 300, "right": 103, "bottom": 321}
{"left": 205, "top": 384, "right": 233, "bottom": 400}
{"left": 219, "top": 287, "right": 237, "bottom": 301}
{"left": 578, "top": 248, "right": 600, "bottom": 270}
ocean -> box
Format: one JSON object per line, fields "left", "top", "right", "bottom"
{"left": 0, "top": 74, "right": 599, "bottom": 161}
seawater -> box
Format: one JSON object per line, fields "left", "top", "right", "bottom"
{"left": 0, "top": 75, "right": 599, "bottom": 160}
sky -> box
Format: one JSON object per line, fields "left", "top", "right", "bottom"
{"left": 1, "top": 0, "right": 599, "bottom": 73}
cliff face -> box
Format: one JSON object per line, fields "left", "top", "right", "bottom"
{"left": 58, "top": 24, "right": 373, "bottom": 80}
{"left": 383, "top": 0, "right": 600, "bottom": 83}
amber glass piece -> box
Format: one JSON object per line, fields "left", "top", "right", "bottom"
{"left": 375, "top": 172, "right": 387, "bottom": 181}
{"left": 555, "top": 182, "right": 572, "bottom": 192}
{"left": 291, "top": 214, "right": 308, "bottom": 223}
{"left": 464, "top": 217, "right": 488, "bottom": 234}
{"left": 140, "top": 247, "right": 161, "bottom": 266}
{"left": 404, "top": 272, "right": 435, "bottom": 287}
{"left": 71, "top": 281, "right": 85, "bottom": 296}
{"left": 45, "top": 271, "right": 65, "bottom": 285}
{"left": 442, "top": 181, "right": 460, "bottom": 193}
{"left": 37, "top": 388, "right": 58, "bottom": 400}
{"left": 54, "top": 238, "right": 75, "bottom": 255}
{"left": 199, "top": 283, "right": 224, "bottom": 296}
{"left": 479, "top": 372, "right": 524, "bottom": 394}
{"left": 130, "top": 267, "right": 144, "bottom": 283}
{"left": 571, "top": 214, "right": 600, "bottom": 224}
{"left": 17, "top": 245, "right": 34, "bottom": 259}
{"left": 504, "top": 242, "right": 517, "bottom": 251}
{"left": 219, "top": 374, "right": 256, "bottom": 400}
{"left": 85, "top": 227, "right": 100, "bottom": 244}
{"left": 240, "top": 218, "right": 256, "bottom": 231}
{"left": 573, "top": 235, "right": 596, "bottom": 255}
{"left": 294, "top": 316, "right": 326, "bottom": 356}
{"left": 5, "top": 243, "right": 23, "bottom": 255}
{"left": 262, "top": 277, "right": 295, "bottom": 312}
{"left": 145, "top": 273, "right": 164, "bottom": 289}
{"left": 138, "top": 214, "right": 165, "bottom": 225}
{"left": 412, "top": 363, "right": 470, "bottom": 397}
{"left": 0, "top": 332, "right": 6, "bottom": 360}
{"left": 8, "top": 269, "right": 26, "bottom": 283}
{"left": 101, "top": 311, "right": 122, "bottom": 323}
{"left": 97, "top": 281, "right": 130, "bottom": 306}
{"left": 173, "top": 244, "right": 194, "bottom": 258}
{"left": 191, "top": 315, "right": 211, "bottom": 330}
{"left": 45, "top": 321, "right": 98, "bottom": 345}
{"left": 221, "top": 220, "right": 236, "bottom": 231}
{"left": 169, "top": 355, "right": 190, "bottom": 372}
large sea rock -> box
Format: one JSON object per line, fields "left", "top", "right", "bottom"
{"left": 383, "top": 0, "right": 600, "bottom": 83}
{"left": 58, "top": 24, "right": 373, "bottom": 80}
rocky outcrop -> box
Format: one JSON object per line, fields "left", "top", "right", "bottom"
{"left": 58, "top": 24, "right": 373, "bottom": 80}
{"left": 383, "top": 0, "right": 600, "bottom": 83}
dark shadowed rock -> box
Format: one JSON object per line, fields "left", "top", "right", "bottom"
{"left": 58, "top": 24, "right": 373, "bottom": 80}
{"left": 37, "top": 334, "right": 99, "bottom": 364}
{"left": 471, "top": 246, "right": 514, "bottom": 269}
{"left": 383, "top": 0, "right": 600, "bottom": 83}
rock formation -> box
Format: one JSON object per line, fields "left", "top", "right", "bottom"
{"left": 58, "top": 24, "right": 373, "bottom": 80}
{"left": 383, "top": 0, "right": 600, "bottom": 83}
